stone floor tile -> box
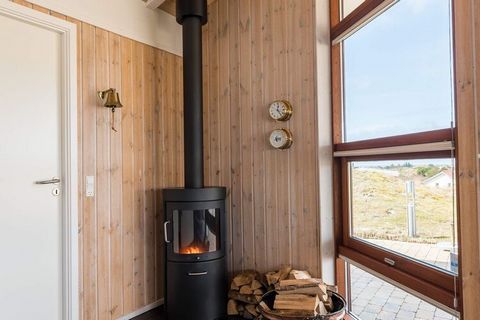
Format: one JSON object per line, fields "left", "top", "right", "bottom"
{"left": 358, "top": 311, "right": 377, "bottom": 320}
{"left": 377, "top": 310, "right": 397, "bottom": 320}
{"left": 383, "top": 302, "right": 401, "bottom": 313}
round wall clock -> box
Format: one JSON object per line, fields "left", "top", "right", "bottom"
{"left": 268, "top": 100, "right": 293, "bottom": 121}
{"left": 269, "top": 128, "right": 293, "bottom": 149}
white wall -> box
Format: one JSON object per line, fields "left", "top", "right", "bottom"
{"left": 315, "top": 0, "right": 335, "bottom": 284}
{"left": 24, "top": 0, "right": 182, "bottom": 55}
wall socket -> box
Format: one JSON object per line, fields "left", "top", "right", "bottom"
{"left": 85, "top": 176, "right": 95, "bottom": 197}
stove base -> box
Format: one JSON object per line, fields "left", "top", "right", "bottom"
{"left": 166, "top": 258, "right": 227, "bottom": 320}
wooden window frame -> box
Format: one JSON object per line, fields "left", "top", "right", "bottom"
{"left": 330, "top": 0, "right": 462, "bottom": 314}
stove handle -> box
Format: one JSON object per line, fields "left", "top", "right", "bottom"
{"left": 164, "top": 221, "right": 171, "bottom": 243}
{"left": 188, "top": 272, "right": 208, "bottom": 276}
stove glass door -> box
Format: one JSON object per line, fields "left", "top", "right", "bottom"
{"left": 172, "top": 208, "right": 221, "bottom": 255}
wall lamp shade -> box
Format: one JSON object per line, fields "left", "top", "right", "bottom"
{"left": 98, "top": 88, "right": 123, "bottom": 109}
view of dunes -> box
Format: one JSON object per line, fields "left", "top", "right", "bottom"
{"left": 351, "top": 163, "right": 456, "bottom": 245}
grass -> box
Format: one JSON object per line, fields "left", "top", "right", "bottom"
{"left": 351, "top": 166, "right": 456, "bottom": 244}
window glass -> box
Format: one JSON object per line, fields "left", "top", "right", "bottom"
{"left": 343, "top": 0, "right": 454, "bottom": 142}
{"left": 173, "top": 209, "right": 221, "bottom": 254}
{"left": 350, "top": 159, "right": 457, "bottom": 274}
{"left": 349, "top": 264, "right": 458, "bottom": 320}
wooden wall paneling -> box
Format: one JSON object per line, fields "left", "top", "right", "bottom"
{"left": 202, "top": 21, "right": 211, "bottom": 186}
{"left": 12, "top": 0, "right": 31, "bottom": 8}
{"left": 94, "top": 27, "right": 111, "bottom": 320}
{"left": 165, "top": 55, "right": 175, "bottom": 186}
{"left": 263, "top": 0, "right": 280, "bottom": 272}
{"left": 286, "top": 0, "right": 304, "bottom": 271}
{"left": 132, "top": 41, "right": 146, "bottom": 309}
{"left": 81, "top": 22, "right": 98, "bottom": 320}
{"left": 217, "top": 0, "right": 233, "bottom": 272}
{"left": 239, "top": 0, "right": 255, "bottom": 270}
{"left": 251, "top": 0, "right": 267, "bottom": 273}
{"left": 228, "top": 0, "right": 243, "bottom": 273}
{"left": 273, "top": 0, "right": 292, "bottom": 270}
{"left": 32, "top": 3, "right": 50, "bottom": 14}
{"left": 207, "top": 1, "right": 221, "bottom": 188}
{"left": 302, "top": 0, "right": 320, "bottom": 277}
{"left": 175, "top": 54, "right": 184, "bottom": 187}
{"left": 120, "top": 36, "right": 135, "bottom": 316}
{"left": 453, "top": 0, "right": 480, "bottom": 317}
{"left": 142, "top": 45, "right": 155, "bottom": 305}
{"left": 108, "top": 32, "right": 123, "bottom": 319}
{"left": 204, "top": 0, "right": 321, "bottom": 275}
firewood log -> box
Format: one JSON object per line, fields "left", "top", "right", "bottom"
{"left": 273, "top": 294, "right": 321, "bottom": 316}
{"left": 227, "top": 299, "right": 239, "bottom": 315}
{"left": 253, "top": 288, "right": 264, "bottom": 295}
{"left": 239, "top": 285, "right": 253, "bottom": 295}
{"left": 266, "top": 266, "right": 292, "bottom": 286}
{"left": 250, "top": 279, "right": 263, "bottom": 290}
{"left": 275, "top": 279, "right": 328, "bottom": 301}
{"left": 289, "top": 270, "right": 312, "bottom": 280}
{"left": 232, "top": 272, "right": 254, "bottom": 287}
{"left": 230, "top": 282, "right": 240, "bottom": 291}
{"left": 245, "top": 304, "right": 259, "bottom": 317}
{"left": 228, "top": 290, "right": 257, "bottom": 304}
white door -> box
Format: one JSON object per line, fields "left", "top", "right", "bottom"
{"left": 0, "top": 9, "right": 64, "bottom": 320}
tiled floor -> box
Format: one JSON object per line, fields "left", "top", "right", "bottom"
{"left": 350, "top": 265, "right": 457, "bottom": 320}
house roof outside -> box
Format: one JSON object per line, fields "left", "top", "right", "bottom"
{"left": 423, "top": 169, "right": 453, "bottom": 185}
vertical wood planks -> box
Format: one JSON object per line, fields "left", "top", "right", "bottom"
{"left": 108, "top": 32, "right": 123, "bottom": 319}
{"left": 120, "top": 36, "right": 135, "bottom": 316}
{"left": 81, "top": 22, "right": 98, "bottom": 320}
{"left": 94, "top": 27, "right": 111, "bottom": 320}
{"left": 132, "top": 41, "right": 145, "bottom": 309}
{"left": 239, "top": 0, "right": 255, "bottom": 270}
{"left": 142, "top": 45, "right": 156, "bottom": 305}
{"left": 203, "top": 0, "right": 321, "bottom": 276}
{"left": 228, "top": 0, "right": 243, "bottom": 273}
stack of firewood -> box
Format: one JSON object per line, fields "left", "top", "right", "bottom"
{"left": 227, "top": 266, "right": 337, "bottom": 319}
{"left": 227, "top": 270, "right": 266, "bottom": 319}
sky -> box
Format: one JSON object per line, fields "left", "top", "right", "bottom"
{"left": 343, "top": 0, "right": 454, "bottom": 142}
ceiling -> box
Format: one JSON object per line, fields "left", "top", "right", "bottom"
{"left": 159, "top": 0, "right": 218, "bottom": 16}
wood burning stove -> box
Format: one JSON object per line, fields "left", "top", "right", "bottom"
{"left": 163, "top": 188, "right": 227, "bottom": 319}
{"left": 163, "top": 0, "right": 227, "bottom": 319}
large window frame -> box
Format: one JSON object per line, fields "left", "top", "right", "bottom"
{"left": 330, "top": 0, "right": 462, "bottom": 314}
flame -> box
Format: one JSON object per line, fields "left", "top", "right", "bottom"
{"left": 180, "top": 245, "right": 206, "bottom": 254}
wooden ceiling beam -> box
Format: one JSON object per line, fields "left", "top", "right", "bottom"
{"left": 145, "top": 0, "right": 166, "bottom": 9}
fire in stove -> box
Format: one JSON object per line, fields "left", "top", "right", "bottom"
{"left": 179, "top": 245, "right": 207, "bottom": 255}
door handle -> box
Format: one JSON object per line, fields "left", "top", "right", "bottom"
{"left": 35, "top": 177, "right": 61, "bottom": 185}
{"left": 164, "top": 221, "right": 171, "bottom": 243}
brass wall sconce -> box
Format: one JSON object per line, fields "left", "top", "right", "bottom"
{"left": 98, "top": 88, "right": 123, "bottom": 132}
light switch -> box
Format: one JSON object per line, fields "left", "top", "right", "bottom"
{"left": 86, "top": 176, "right": 95, "bottom": 197}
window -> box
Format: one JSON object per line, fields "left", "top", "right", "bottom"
{"left": 349, "top": 158, "right": 457, "bottom": 274}
{"left": 331, "top": 0, "right": 460, "bottom": 315}
{"left": 343, "top": 0, "right": 454, "bottom": 142}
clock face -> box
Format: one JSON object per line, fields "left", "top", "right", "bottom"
{"left": 269, "top": 100, "right": 292, "bottom": 121}
{"left": 269, "top": 129, "right": 293, "bottom": 149}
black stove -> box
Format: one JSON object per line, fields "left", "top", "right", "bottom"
{"left": 163, "top": 1, "right": 227, "bottom": 319}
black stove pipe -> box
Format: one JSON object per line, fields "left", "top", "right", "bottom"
{"left": 176, "top": 0, "right": 207, "bottom": 189}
